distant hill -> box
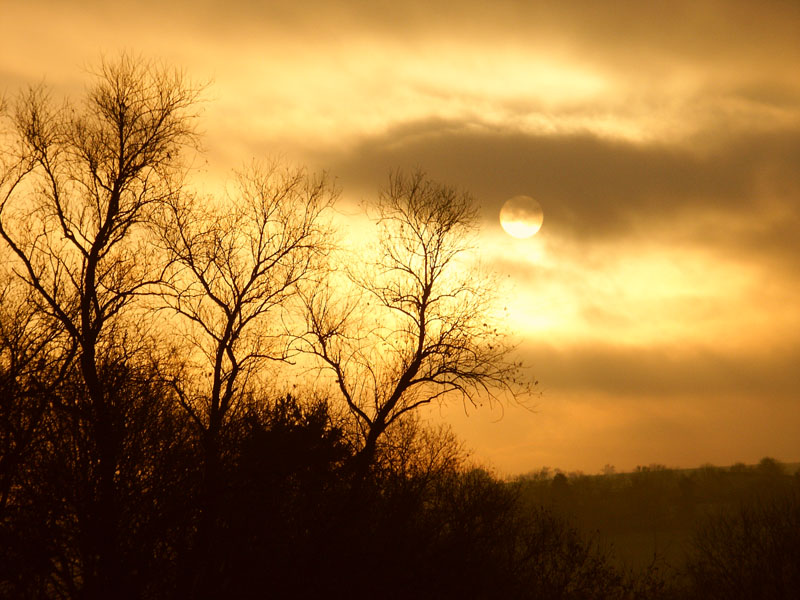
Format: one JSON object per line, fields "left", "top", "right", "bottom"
{"left": 514, "top": 457, "right": 800, "bottom": 568}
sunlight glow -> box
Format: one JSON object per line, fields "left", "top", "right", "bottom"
{"left": 483, "top": 231, "right": 789, "bottom": 353}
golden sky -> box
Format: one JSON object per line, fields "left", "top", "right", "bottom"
{"left": 3, "top": 0, "right": 799, "bottom": 474}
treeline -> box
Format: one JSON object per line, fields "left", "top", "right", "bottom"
{"left": 516, "top": 459, "right": 800, "bottom": 598}
{"left": 518, "top": 458, "right": 800, "bottom": 537}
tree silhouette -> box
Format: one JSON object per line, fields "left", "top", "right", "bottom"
{"left": 0, "top": 272, "right": 63, "bottom": 517}
{"left": 155, "top": 162, "right": 336, "bottom": 598}
{"left": 0, "top": 55, "right": 201, "bottom": 599}
{"left": 303, "top": 170, "right": 527, "bottom": 479}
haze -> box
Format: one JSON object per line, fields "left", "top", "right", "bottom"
{"left": 3, "top": 0, "right": 799, "bottom": 474}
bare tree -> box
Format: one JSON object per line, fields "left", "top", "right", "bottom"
{"left": 156, "top": 161, "right": 336, "bottom": 598}
{"left": 302, "top": 170, "right": 528, "bottom": 480}
{"left": 0, "top": 270, "right": 65, "bottom": 517}
{"left": 0, "top": 55, "right": 201, "bottom": 600}
{"left": 159, "top": 162, "right": 335, "bottom": 444}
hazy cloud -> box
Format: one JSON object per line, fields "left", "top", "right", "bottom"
{"left": 323, "top": 122, "right": 800, "bottom": 250}
{"left": 519, "top": 340, "right": 800, "bottom": 402}
{"left": 3, "top": 0, "right": 799, "bottom": 472}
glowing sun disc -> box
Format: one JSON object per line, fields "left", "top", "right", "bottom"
{"left": 500, "top": 195, "right": 543, "bottom": 238}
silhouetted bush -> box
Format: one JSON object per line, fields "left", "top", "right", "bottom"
{"left": 0, "top": 355, "right": 194, "bottom": 600}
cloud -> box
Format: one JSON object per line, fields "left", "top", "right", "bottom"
{"left": 429, "top": 373, "right": 800, "bottom": 474}
{"left": 7, "top": 2, "right": 799, "bottom": 163}
{"left": 10, "top": 1, "right": 799, "bottom": 90}
{"left": 322, "top": 122, "right": 800, "bottom": 247}
{"left": 61, "top": 1, "right": 797, "bottom": 70}
{"left": 518, "top": 340, "right": 800, "bottom": 403}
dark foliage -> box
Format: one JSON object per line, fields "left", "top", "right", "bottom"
{"left": 0, "top": 341, "right": 639, "bottom": 600}
{"left": 685, "top": 490, "right": 800, "bottom": 600}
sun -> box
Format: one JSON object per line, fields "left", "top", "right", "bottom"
{"left": 500, "top": 195, "right": 543, "bottom": 238}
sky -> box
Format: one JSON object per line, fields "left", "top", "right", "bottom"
{"left": 3, "top": 0, "right": 799, "bottom": 475}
